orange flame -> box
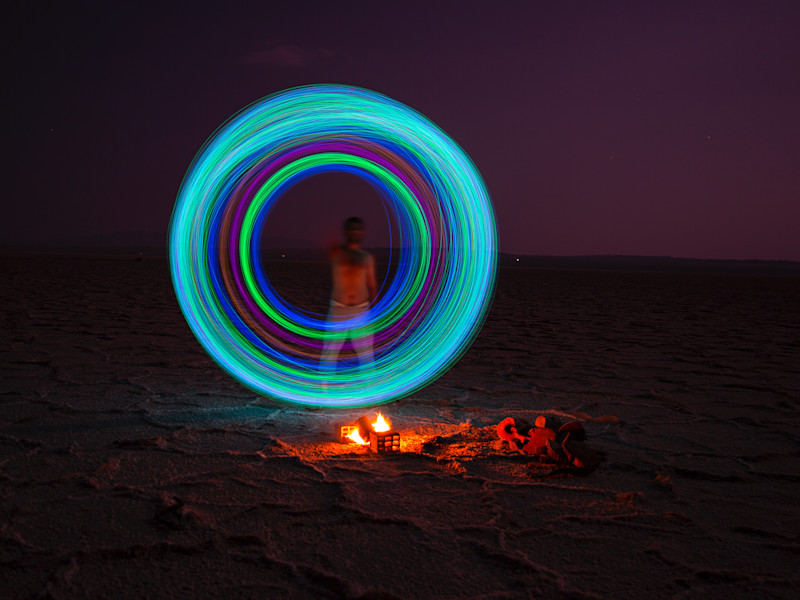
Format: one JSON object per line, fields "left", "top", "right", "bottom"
{"left": 373, "top": 413, "right": 391, "bottom": 432}
{"left": 347, "top": 429, "right": 367, "bottom": 445}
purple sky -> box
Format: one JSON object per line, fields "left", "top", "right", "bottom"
{"left": 7, "top": 1, "right": 800, "bottom": 260}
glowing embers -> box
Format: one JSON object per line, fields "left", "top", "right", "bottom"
{"left": 338, "top": 412, "right": 400, "bottom": 453}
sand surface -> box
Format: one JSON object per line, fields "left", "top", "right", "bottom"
{"left": 1, "top": 254, "right": 799, "bottom": 599}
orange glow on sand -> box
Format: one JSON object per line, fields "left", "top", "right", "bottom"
{"left": 373, "top": 413, "right": 391, "bottom": 432}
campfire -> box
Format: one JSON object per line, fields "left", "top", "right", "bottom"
{"left": 338, "top": 412, "right": 400, "bottom": 453}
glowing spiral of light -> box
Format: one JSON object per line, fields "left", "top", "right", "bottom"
{"left": 169, "top": 84, "right": 497, "bottom": 407}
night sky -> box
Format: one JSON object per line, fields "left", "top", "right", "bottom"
{"left": 7, "top": 1, "right": 800, "bottom": 260}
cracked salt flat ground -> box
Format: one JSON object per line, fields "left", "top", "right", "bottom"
{"left": 1, "top": 255, "right": 798, "bottom": 599}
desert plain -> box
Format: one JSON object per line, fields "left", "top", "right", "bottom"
{"left": 1, "top": 253, "right": 798, "bottom": 599}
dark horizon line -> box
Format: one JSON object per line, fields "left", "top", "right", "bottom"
{"left": 2, "top": 243, "right": 799, "bottom": 271}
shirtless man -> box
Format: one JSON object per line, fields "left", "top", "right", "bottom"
{"left": 320, "top": 217, "right": 377, "bottom": 372}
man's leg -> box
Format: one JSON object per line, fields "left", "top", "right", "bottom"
{"left": 320, "top": 302, "right": 372, "bottom": 390}
{"left": 320, "top": 305, "right": 347, "bottom": 372}
{"left": 320, "top": 334, "right": 345, "bottom": 369}
{"left": 353, "top": 327, "right": 374, "bottom": 371}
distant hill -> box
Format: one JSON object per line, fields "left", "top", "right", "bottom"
{"left": 496, "top": 254, "right": 800, "bottom": 275}
{"left": 259, "top": 249, "right": 800, "bottom": 275}
{"left": 2, "top": 239, "right": 798, "bottom": 275}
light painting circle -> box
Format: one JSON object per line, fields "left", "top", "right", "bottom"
{"left": 169, "top": 84, "right": 497, "bottom": 408}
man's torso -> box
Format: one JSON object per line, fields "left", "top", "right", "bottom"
{"left": 331, "top": 246, "right": 372, "bottom": 305}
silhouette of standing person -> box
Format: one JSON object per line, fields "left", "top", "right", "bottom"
{"left": 320, "top": 217, "right": 377, "bottom": 375}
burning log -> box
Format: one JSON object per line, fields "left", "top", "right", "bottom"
{"left": 356, "top": 415, "right": 374, "bottom": 442}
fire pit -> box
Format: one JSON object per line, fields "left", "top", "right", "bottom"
{"left": 337, "top": 413, "right": 400, "bottom": 453}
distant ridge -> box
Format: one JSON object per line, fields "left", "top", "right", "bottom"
{"left": 260, "top": 249, "right": 800, "bottom": 275}
{"left": 497, "top": 253, "right": 800, "bottom": 275}
{"left": 2, "top": 242, "right": 798, "bottom": 275}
